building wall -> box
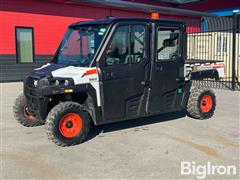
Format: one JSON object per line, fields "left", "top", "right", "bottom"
{"left": 1, "top": 0, "right": 239, "bottom": 81}
{"left": 179, "top": 0, "right": 240, "bottom": 11}
{"left": 0, "top": 0, "right": 149, "bottom": 81}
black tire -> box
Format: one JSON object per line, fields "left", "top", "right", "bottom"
{"left": 13, "top": 93, "right": 45, "bottom": 127}
{"left": 46, "top": 101, "right": 91, "bottom": 146}
{"left": 187, "top": 87, "right": 216, "bottom": 120}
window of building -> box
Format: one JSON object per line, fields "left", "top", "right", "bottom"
{"left": 157, "top": 28, "right": 180, "bottom": 61}
{"left": 16, "top": 27, "right": 34, "bottom": 63}
{"left": 217, "top": 35, "right": 227, "bottom": 53}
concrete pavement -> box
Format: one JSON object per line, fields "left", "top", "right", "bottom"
{"left": 0, "top": 82, "right": 239, "bottom": 179}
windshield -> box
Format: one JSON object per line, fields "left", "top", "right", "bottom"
{"left": 53, "top": 25, "right": 108, "bottom": 66}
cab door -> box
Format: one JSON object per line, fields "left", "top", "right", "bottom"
{"left": 147, "top": 24, "right": 185, "bottom": 114}
{"left": 98, "top": 23, "right": 150, "bottom": 122}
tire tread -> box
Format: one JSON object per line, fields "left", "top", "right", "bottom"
{"left": 187, "top": 87, "right": 216, "bottom": 120}
{"left": 13, "top": 93, "right": 45, "bottom": 127}
{"left": 46, "top": 101, "right": 91, "bottom": 146}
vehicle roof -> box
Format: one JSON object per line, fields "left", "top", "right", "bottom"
{"left": 70, "top": 17, "right": 184, "bottom": 27}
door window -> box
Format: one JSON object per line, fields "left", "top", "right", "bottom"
{"left": 130, "top": 25, "right": 146, "bottom": 64}
{"left": 105, "top": 25, "right": 129, "bottom": 66}
{"left": 16, "top": 27, "right": 34, "bottom": 63}
{"left": 105, "top": 24, "right": 147, "bottom": 66}
{"left": 157, "top": 29, "right": 180, "bottom": 61}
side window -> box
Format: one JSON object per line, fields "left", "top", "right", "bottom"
{"left": 157, "top": 28, "right": 180, "bottom": 61}
{"left": 130, "top": 25, "right": 146, "bottom": 64}
{"left": 105, "top": 26, "right": 129, "bottom": 66}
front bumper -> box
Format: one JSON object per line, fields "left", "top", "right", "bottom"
{"left": 24, "top": 75, "right": 81, "bottom": 120}
{"left": 24, "top": 76, "right": 49, "bottom": 120}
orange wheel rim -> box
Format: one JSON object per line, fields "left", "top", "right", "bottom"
{"left": 23, "top": 104, "right": 36, "bottom": 121}
{"left": 59, "top": 113, "right": 82, "bottom": 138}
{"left": 200, "top": 95, "right": 213, "bottom": 113}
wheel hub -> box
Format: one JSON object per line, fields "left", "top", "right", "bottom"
{"left": 66, "top": 121, "right": 73, "bottom": 128}
{"left": 59, "top": 113, "right": 83, "bottom": 138}
{"left": 23, "top": 104, "right": 36, "bottom": 121}
{"left": 200, "top": 95, "right": 213, "bottom": 113}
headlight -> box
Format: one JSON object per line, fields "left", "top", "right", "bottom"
{"left": 55, "top": 80, "right": 59, "bottom": 86}
{"left": 38, "top": 77, "right": 49, "bottom": 87}
{"left": 33, "top": 80, "right": 38, "bottom": 87}
{"left": 49, "top": 78, "right": 73, "bottom": 86}
{"left": 64, "top": 80, "right": 69, "bottom": 86}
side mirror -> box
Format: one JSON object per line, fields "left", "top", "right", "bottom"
{"left": 163, "top": 38, "right": 176, "bottom": 48}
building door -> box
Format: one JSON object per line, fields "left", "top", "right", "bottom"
{"left": 16, "top": 27, "right": 34, "bottom": 63}
{"left": 99, "top": 23, "right": 150, "bottom": 121}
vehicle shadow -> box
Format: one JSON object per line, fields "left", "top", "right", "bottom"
{"left": 85, "top": 110, "right": 187, "bottom": 142}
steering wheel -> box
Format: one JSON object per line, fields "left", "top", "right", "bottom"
{"left": 79, "top": 54, "right": 93, "bottom": 66}
{"left": 88, "top": 53, "right": 94, "bottom": 60}
{"left": 170, "top": 52, "right": 178, "bottom": 60}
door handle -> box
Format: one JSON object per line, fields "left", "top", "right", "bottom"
{"left": 155, "top": 66, "right": 163, "bottom": 71}
{"left": 108, "top": 72, "right": 114, "bottom": 76}
{"left": 141, "top": 80, "right": 151, "bottom": 87}
{"left": 105, "top": 72, "right": 114, "bottom": 78}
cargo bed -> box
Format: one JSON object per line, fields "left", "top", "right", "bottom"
{"left": 185, "top": 59, "right": 225, "bottom": 79}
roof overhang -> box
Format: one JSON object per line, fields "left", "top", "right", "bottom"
{"left": 152, "top": 0, "right": 204, "bottom": 5}
{"left": 208, "top": 8, "right": 240, "bottom": 16}
{"left": 70, "top": 0, "right": 218, "bottom": 17}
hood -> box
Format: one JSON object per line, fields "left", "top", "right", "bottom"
{"left": 51, "top": 66, "right": 98, "bottom": 84}
{"left": 30, "top": 63, "right": 98, "bottom": 85}
{"left": 51, "top": 66, "right": 91, "bottom": 79}
{"left": 31, "top": 63, "right": 66, "bottom": 78}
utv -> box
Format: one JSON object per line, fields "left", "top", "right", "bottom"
{"left": 13, "top": 18, "right": 218, "bottom": 146}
